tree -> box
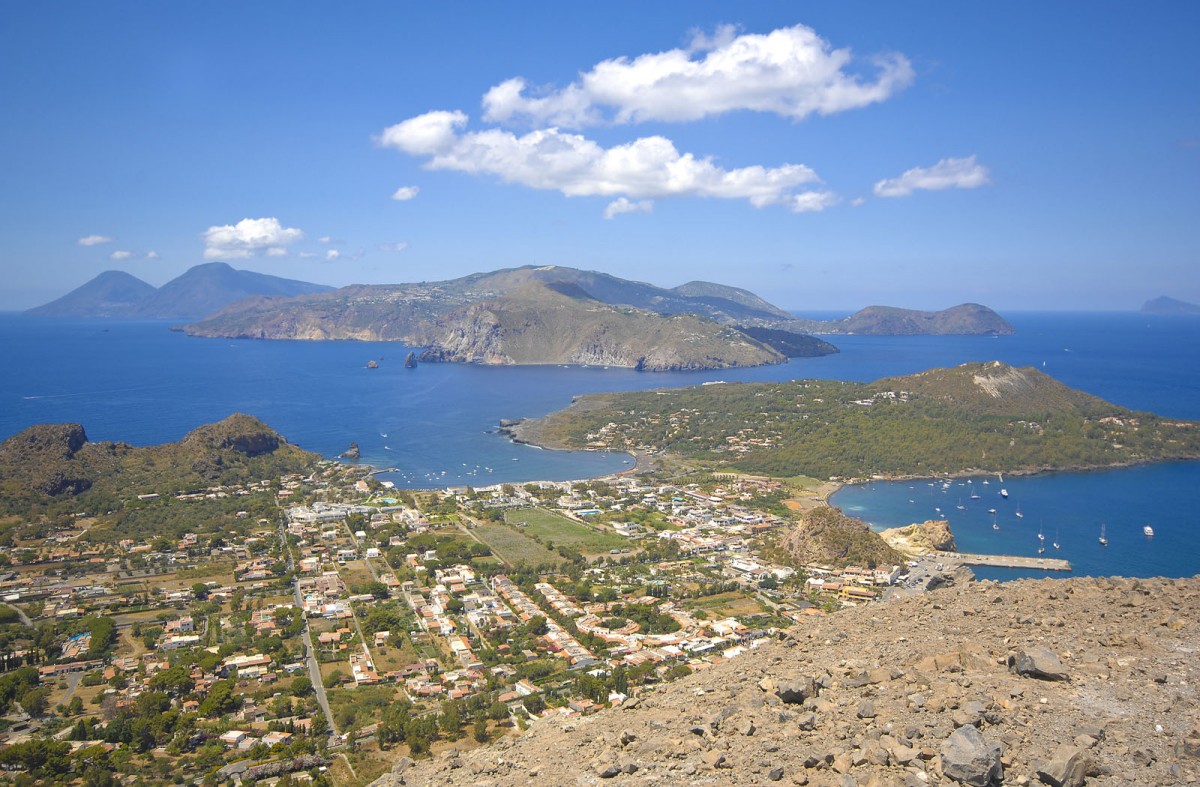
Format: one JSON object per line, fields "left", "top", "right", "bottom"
{"left": 191, "top": 583, "right": 209, "bottom": 601}
{"left": 149, "top": 665, "right": 194, "bottom": 697}
{"left": 20, "top": 686, "right": 49, "bottom": 717}
{"left": 473, "top": 715, "right": 488, "bottom": 743}
{"left": 439, "top": 701, "right": 461, "bottom": 739}
{"left": 198, "top": 680, "right": 240, "bottom": 717}
{"left": 291, "top": 676, "right": 313, "bottom": 697}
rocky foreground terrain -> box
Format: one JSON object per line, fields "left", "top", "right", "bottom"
{"left": 375, "top": 575, "right": 1199, "bottom": 786}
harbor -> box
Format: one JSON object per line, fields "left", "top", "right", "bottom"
{"left": 933, "top": 551, "right": 1072, "bottom": 572}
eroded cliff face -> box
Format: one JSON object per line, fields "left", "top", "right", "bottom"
{"left": 416, "top": 284, "right": 787, "bottom": 371}
{"left": 881, "top": 519, "right": 959, "bottom": 553}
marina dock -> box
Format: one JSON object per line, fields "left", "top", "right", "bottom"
{"left": 933, "top": 551, "right": 1072, "bottom": 572}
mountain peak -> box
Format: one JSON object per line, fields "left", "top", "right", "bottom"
{"left": 25, "top": 263, "right": 332, "bottom": 320}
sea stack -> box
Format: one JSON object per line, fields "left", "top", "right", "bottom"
{"left": 404, "top": 351, "right": 418, "bottom": 368}
{"left": 340, "top": 442, "right": 361, "bottom": 460}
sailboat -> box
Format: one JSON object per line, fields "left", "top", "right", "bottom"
{"left": 1015, "top": 505, "right": 1024, "bottom": 519}
{"left": 1099, "top": 524, "right": 1108, "bottom": 546}
{"left": 1037, "top": 524, "right": 1045, "bottom": 542}
{"left": 1053, "top": 528, "right": 1060, "bottom": 550}
{"left": 992, "top": 513, "right": 1000, "bottom": 531}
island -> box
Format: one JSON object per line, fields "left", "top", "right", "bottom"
{"left": 176, "top": 265, "right": 1008, "bottom": 370}
{"left": 1142, "top": 295, "right": 1200, "bottom": 315}
{"left": 25, "top": 262, "right": 333, "bottom": 320}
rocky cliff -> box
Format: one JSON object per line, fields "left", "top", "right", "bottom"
{"left": 881, "top": 519, "right": 958, "bottom": 553}
{"left": 377, "top": 574, "right": 1200, "bottom": 787}
{"left": 417, "top": 282, "right": 789, "bottom": 371}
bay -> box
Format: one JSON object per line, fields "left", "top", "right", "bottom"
{"left": 2, "top": 311, "right": 1198, "bottom": 577}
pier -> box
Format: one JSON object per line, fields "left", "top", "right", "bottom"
{"left": 933, "top": 551, "right": 1072, "bottom": 572}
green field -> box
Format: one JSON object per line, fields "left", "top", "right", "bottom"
{"left": 473, "top": 523, "right": 563, "bottom": 568}
{"left": 504, "top": 507, "right": 629, "bottom": 556}
{"left": 683, "top": 590, "right": 766, "bottom": 618}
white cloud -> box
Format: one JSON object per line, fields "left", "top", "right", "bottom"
{"left": 603, "top": 197, "right": 653, "bottom": 219}
{"left": 318, "top": 235, "right": 333, "bottom": 244}
{"left": 145, "top": 250, "right": 159, "bottom": 259}
{"left": 325, "top": 249, "right": 340, "bottom": 261}
{"left": 109, "top": 250, "right": 133, "bottom": 261}
{"left": 391, "top": 185, "right": 420, "bottom": 201}
{"left": 378, "top": 110, "right": 467, "bottom": 154}
{"left": 202, "top": 217, "right": 304, "bottom": 260}
{"left": 379, "top": 111, "right": 825, "bottom": 210}
{"left": 78, "top": 234, "right": 113, "bottom": 246}
{"left": 850, "top": 197, "right": 866, "bottom": 208}
{"left": 380, "top": 242, "right": 410, "bottom": 253}
{"left": 299, "top": 252, "right": 317, "bottom": 258}
{"left": 873, "top": 156, "right": 991, "bottom": 198}
{"left": 482, "top": 24, "right": 913, "bottom": 127}
{"left": 788, "top": 191, "right": 840, "bottom": 213}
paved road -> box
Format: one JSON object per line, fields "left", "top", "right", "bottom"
{"left": 278, "top": 508, "right": 337, "bottom": 741}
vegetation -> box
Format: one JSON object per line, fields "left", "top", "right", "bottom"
{"left": 529, "top": 363, "right": 1200, "bottom": 479}
{"left": 502, "top": 508, "right": 628, "bottom": 556}
{"left": 0, "top": 414, "right": 315, "bottom": 516}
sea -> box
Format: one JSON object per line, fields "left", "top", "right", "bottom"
{"left": 2, "top": 311, "right": 1198, "bottom": 580}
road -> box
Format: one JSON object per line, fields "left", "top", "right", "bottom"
{"left": 277, "top": 507, "right": 338, "bottom": 742}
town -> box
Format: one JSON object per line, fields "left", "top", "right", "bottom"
{"left": 0, "top": 459, "right": 914, "bottom": 785}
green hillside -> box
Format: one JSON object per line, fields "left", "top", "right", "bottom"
{"left": 523, "top": 362, "right": 1200, "bottom": 479}
{"left": 0, "top": 414, "right": 318, "bottom": 516}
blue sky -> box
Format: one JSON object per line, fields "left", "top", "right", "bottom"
{"left": 1, "top": 2, "right": 1197, "bottom": 311}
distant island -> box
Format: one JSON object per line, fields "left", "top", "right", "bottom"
{"left": 791, "top": 303, "right": 1014, "bottom": 336}
{"left": 25, "top": 262, "right": 333, "bottom": 320}
{"left": 1142, "top": 296, "right": 1200, "bottom": 315}
{"left": 30, "top": 263, "right": 1013, "bottom": 371}
{"left": 510, "top": 361, "right": 1200, "bottom": 479}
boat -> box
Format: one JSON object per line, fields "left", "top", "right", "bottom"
{"left": 1038, "top": 545, "right": 1045, "bottom": 555}
{"left": 1037, "top": 525, "right": 1045, "bottom": 542}
{"left": 1099, "top": 524, "right": 1108, "bottom": 546}
{"left": 987, "top": 508, "right": 996, "bottom": 514}
{"left": 1000, "top": 488, "right": 1009, "bottom": 498}
{"left": 1143, "top": 525, "right": 1155, "bottom": 537}
{"left": 1053, "top": 528, "right": 1060, "bottom": 550}
{"left": 992, "top": 513, "right": 1000, "bottom": 531}
{"left": 1015, "top": 506, "right": 1024, "bottom": 519}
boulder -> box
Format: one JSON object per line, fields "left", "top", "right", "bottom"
{"left": 1035, "top": 744, "right": 1091, "bottom": 787}
{"left": 1011, "top": 646, "right": 1070, "bottom": 681}
{"left": 941, "top": 725, "right": 1002, "bottom": 786}
{"left": 777, "top": 677, "right": 818, "bottom": 704}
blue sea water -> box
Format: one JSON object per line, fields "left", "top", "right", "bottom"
{"left": 1, "top": 311, "right": 1198, "bottom": 578}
